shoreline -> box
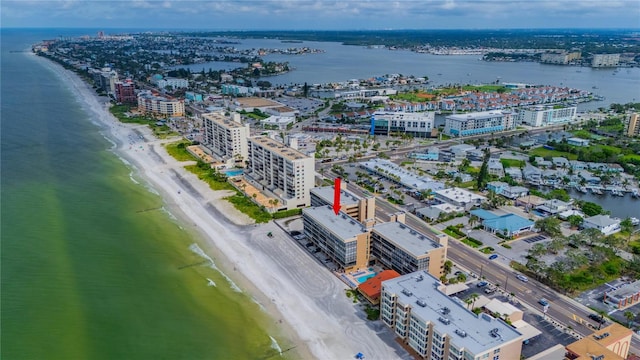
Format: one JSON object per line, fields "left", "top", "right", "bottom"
{"left": 34, "top": 54, "right": 408, "bottom": 359}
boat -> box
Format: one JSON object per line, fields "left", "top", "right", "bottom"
{"left": 631, "top": 217, "right": 640, "bottom": 226}
{"left": 632, "top": 189, "right": 639, "bottom": 198}
{"left": 591, "top": 188, "right": 603, "bottom": 195}
{"left": 576, "top": 185, "right": 588, "bottom": 193}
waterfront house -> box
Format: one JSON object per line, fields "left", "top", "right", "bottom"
{"left": 536, "top": 199, "right": 571, "bottom": 216}
{"left": 535, "top": 157, "right": 552, "bottom": 168}
{"left": 505, "top": 167, "right": 523, "bottom": 182}
{"left": 523, "top": 165, "right": 542, "bottom": 185}
{"left": 582, "top": 215, "right": 621, "bottom": 236}
{"left": 502, "top": 186, "right": 529, "bottom": 200}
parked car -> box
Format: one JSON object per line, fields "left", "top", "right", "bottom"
{"left": 489, "top": 254, "right": 498, "bottom": 260}
{"left": 538, "top": 298, "right": 549, "bottom": 306}
{"left": 484, "top": 287, "right": 496, "bottom": 294}
{"left": 588, "top": 314, "right": 606, "bottom": 324}
{"left": 516, "top": 275, "right": 529, "bottom": 282}
{"left": 477, "top": 281, "right": 488, "bottom": 288}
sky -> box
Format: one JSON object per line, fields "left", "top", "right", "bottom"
{"left": 1, "top": 0, "right": 639, "bottom": 30}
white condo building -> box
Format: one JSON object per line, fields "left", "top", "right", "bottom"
{"left": 517, "top": 106, "right": 577, "bottom": 127}
{"left": 371, "top": 111, "right": 435, "bottom": 137}
{"left": 156, "top": 77, "right": 189, "bottom": 89}
{"left": 245, "top": 136, "right": 315, "bottom": 209}
{"left": 444, "top": 111, "right": 513, "bottom": 137}
{"left": 592, "top": 54, "right": 620, "bottom": 68}
{"left": 381, "top": 271, "right": 523, "bottom": 360}
{"left": 202, "top": 112, "right": 250, "bottom": 165}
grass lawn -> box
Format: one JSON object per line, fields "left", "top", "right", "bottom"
{"left": 462, "top": 238, "right": 483, "bottom": 248}
{"left": 224, "top": 193, "right": 272, "bottom": 223}
{"left": 571, "top": 129, "right": 592, "bottom": 139}
{"left": 621, "top": 154, "right": 640, "bottom": 162}
{"left": 443, "top": 228, "right": 463, "bottom": 239}
{"left": 500, "top": 159, "right": 525, "bottom": 168}
{"left": 529, "top": 147, "right": 578, "bottom": 160}
{"left": 184, "top": 165, "right": 235, "bottom": 191}
{"left": 479, "top": 246, "right": 495, "bottom": 254}
{"left": 164, "top": 141, "right": 198, "bottom": 161}
{"left": 589, "top": 144, "right": 622, "bottom": 154}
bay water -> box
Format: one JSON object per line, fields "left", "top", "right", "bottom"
{"left": 1, "top": 29, "right": 287, "bottom": 359}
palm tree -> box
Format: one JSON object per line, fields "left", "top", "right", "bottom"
{"left": 597, "top": 310, "right": 607, "bottom": 330}
{"left": 468, "top": 293, "right": 479, "bottom": 310}
{"left": 624, "top": 311, "right": 635, "bottom": 328}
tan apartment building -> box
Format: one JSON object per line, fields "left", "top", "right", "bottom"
{"left": 310, "top": 185, "right": 375, "bottom": 223}
{"left": 137, "top": 90, "right": 185, "bottom": 117}
{"left": 565, "top": 323, "right": 633, "bottom": 360}
{"left": 202, "top": 112, "right": 250, "bottom": 167}
{"left": 625, "top": 113, "right": 639, "bottom": 137}
{"left": 381, "top": 271, "right": 523, "bottom": 360}
{"left": 245, "top": 136, "right": 314, "bottom": 209}
{"left": 370, "top": 213, "right": 447, "bottom": 278}
{"left": 302, "top": 206, "right": 371, "bottom": 272}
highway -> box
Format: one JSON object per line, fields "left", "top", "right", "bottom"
{"left": 342, "top": 181, "right": 640, "bottom": 355}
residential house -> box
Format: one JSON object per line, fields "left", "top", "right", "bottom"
{"left": 535, "top": 199, "right": 571, "bottom": 216}
{"left": 582, "top": 215, "right": 621, "bottom": 236}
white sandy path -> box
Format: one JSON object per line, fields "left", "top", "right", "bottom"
{"left": 36, "top": 55, "right": 410, "bottom": 360}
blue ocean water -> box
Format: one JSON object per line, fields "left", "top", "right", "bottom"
{"left": 0, "top": 28, "right": 286, "bottom": 359}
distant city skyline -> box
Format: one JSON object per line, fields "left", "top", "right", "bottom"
{"left": 1, "top": 0, "right": 639, "bottom": 30}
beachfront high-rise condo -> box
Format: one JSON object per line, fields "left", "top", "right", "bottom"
{"left": 444, "top": 111, "right": 513, "bottom": 137}
{"left": 302, "top": 206, "right": 371, "bottom": 272}
{"left": 310, "top": 184, "right": 375, "bottom": 223}
{"left": 381, "top": 271, "right": 524, "bottom": 360}
{"left": 370, "top": 214, "right": 447, "bottom": 277}
{"left": 137, "top": 90, "right": 185, "bottom": 117}
{"left": 202, "top": 112, "right": 250, "bottom": 166}
{"left": 245, "top": 136, "right": 314, "bottom": 209}
{"left": 114, "top": 79, "right": 136, "bottom": 104}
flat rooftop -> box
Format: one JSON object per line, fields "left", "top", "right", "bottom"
{"left": 606, "top": 279, "right": 640, "bottom": 299}
{"left": 302, "top": 206, "right": 368, "bottom": 240}
{"left": 249, "top": 136, "right": 311, "bottom": 161}
{"left": 447, "top": 110, "right": 508, "bottom": 121}
{"left": 234, "top": 97, "right": 281, "bottom": 108}
{"left": 360, "top": 159, "right": 444, "bottom": 192}
{"left": 201, "top": 112, "right": 245, "bottom": 129}
{"left": 311, "top": 186, "right": 361, "bottom": 207}
{"left": 372, "top": 222, "right": 442, "bottom": 257}
{"left": 435, "top": 187, "right": 486, "bottom": 203}
{"left": 383, "top": 271, "right": 522, "bottom": 354}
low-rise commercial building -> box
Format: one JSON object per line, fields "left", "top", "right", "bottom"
{"left": 381, "top": 271, "right": 523, "bottom": 360}
{"left": 470, "top": 209, "right": 534, "bottom": 238}
{"left": 603, "top": 280, "right": 640, "bottom": 310}
{"left": 434, "top": 187, "right": 486, "bottom": 210}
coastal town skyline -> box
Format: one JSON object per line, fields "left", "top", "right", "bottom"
{"left": 2, "top": 0, "right": 639, "bottom": 30}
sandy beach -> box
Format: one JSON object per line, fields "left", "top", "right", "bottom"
{"left": 40, "top": 57, "right": 410, "bottom": 360}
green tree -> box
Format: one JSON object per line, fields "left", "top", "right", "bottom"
{"left": 624, "top": 311, "right": 635, "bottom": 328}
{"left": 581, "top": 202, "right": 604, "bottom": 217}
{"left": 535, "top": 217, "right": 562, "bottom": 238}
{"left": 568, "top": 215, "right": 584, "bottom": 229}
{"left": 444, "top": 260, "right": 453, "bottom": 275}
{"left": 620, "top": 217, "right": 634, "bottom": 244}
{"left": 476, "top": 158, "right": 489, "bottom": 190}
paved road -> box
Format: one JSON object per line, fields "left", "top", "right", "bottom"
{"left": 342, "top": 181, "right": 640, "bottom": 355}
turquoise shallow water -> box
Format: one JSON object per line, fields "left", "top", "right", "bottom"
{"left": 1, "top": 29, "right": 290, "bottom": 360}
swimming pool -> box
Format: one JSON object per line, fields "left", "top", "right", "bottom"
{"left": 356, "top": 273, "right": 376, "bottom": 284}
{"left": 224, "top": 169, "right": 243, "bottom": 176}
